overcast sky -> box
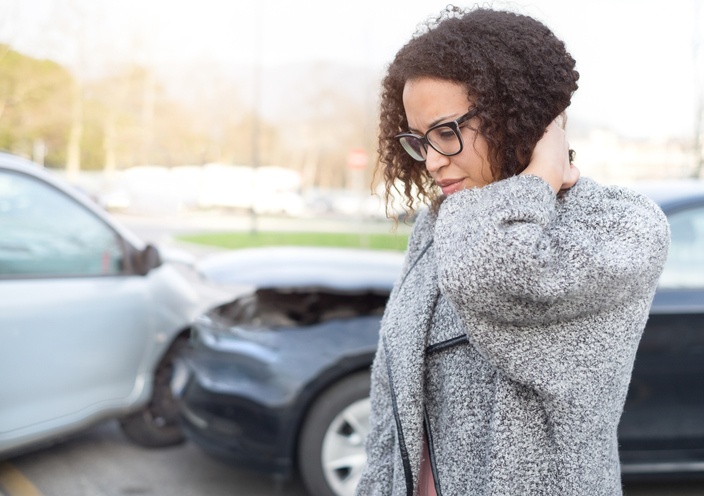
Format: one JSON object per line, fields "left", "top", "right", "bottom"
{"left": 0, "top": 0, "right": 702, "bottom": 140}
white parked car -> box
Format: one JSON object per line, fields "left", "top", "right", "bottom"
{"left": 0, "top": 152, "right": 223, "bottom": 457}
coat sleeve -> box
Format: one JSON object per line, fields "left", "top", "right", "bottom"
{"left": 355, "top": 342, "right": 396, "bottom": 495}
{"left": 434, "top": 175, "right": 670, "bottom": 326}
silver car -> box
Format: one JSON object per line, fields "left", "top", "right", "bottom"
{"left": 0, "top": 152, "right": 219, "bottom": 456}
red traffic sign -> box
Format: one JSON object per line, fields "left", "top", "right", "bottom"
{"left": 347, "top": 148, "right": 368, "bottom": 170}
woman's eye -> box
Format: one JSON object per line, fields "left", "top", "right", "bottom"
{"left": 435, "top": 129, "right": 456, "bottom": 141}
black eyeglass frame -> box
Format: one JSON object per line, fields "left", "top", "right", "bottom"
{"left": 394, "top": 108, "right": 480, "bottom": 162}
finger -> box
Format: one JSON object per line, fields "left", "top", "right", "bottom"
{"left": 561, "top": 163, "right": 580, "bottom": 191}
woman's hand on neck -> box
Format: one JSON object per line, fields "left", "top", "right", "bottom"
{"left": 521, "top": 120, "right": 580, "bottom": 193}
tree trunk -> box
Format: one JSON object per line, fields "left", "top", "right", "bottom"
{"left": 66, "top": 79, "right": 83, "bottom": 180}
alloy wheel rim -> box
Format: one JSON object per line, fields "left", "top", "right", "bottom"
{"left": 320, "top": 398, "right": 370, "bottom": 496}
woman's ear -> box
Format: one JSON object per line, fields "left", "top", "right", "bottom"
{"left": 555, "top": 112, "right": 568, "bottom": 130}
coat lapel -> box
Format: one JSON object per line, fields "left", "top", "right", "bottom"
{"left": 381, "top": 236, "right": 439, "bottom": 486}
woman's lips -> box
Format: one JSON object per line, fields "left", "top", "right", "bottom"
{"left": 437, "top": 178, "right": 465, "bottom": 195}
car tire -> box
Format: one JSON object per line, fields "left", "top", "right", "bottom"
{"left": 298, "top": 370, "right": 371, "bottom": 496}
{"left": 119, "top": 337, "right": 187, "bottom": 448}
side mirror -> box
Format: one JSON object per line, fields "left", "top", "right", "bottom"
{"left": 136, "top": 243, "right": 162, "bottom": 275}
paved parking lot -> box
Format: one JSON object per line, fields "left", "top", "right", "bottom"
{"left": 1, "top": 419, "right": 703, "bottom": 496}
{"left": 0, "top": 421, "right": 307, "bottom": 496}
{"left": 0, "top": 422, "right": 704, "bottom": 496}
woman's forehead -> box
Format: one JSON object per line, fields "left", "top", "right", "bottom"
{"left": 402, "top": 78, "right": 473, "bottom": 129}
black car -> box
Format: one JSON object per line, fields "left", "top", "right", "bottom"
{"left": 176, "top": 182, "right": 704, "bottom": 496}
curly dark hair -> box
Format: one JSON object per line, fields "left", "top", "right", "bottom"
{"left": 377, "top": 5, "right": 579, "bottom": 218}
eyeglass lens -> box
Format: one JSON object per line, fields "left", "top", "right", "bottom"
{"left": 398, "top": 124, "right": 462, "bottom": 162}
{"left": 398, "top": 136, "right": 427, "bottom": 161}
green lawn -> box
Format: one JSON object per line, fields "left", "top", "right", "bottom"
{"left": 175, "top": 230, "right": 410, "bottom": 251}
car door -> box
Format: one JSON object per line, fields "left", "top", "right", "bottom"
{"left": 0, "top": 168, "right": 157, "bottom": 446}
{"left": 619, "top": 202, "right": 704, "bottom": 459}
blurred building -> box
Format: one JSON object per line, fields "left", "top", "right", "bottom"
{"left": 571, "top": 129, "right": 696, "bottom": 184}
{"left": 57, "top": 130, "right": 702, "bottom": 217}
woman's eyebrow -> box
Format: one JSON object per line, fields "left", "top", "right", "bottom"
{"left": 408, "top": 113, "right": 457, "bottom": 134}
{"left": 428, "top": 114, "right": 455, "bottom": 127}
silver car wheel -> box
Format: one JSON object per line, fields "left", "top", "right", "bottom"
{"left": 320, "top": 397, "right": 370, "bottom": 496}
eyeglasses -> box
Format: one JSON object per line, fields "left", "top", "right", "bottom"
{"left": 395, "top": 108, "right": 479, "bottom": 162}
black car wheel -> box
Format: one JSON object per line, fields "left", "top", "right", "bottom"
{"left": 119, "top": 337, "right": 187, "bottom": 448}
{"left": 298, "top": 370, "right": 371, "bottom": 496}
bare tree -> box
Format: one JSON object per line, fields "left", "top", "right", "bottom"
{"left": 43, "top": 0, "right": 99, "bottom": 177}
{"left": 65, "top": 76, "right": 82, "bottom": 178}
{"left": 276, "top": 62, "right": 379, "bottom": 190}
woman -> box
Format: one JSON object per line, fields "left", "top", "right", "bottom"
{"left": 356, "top": 6, "right": 670, "bottom": 496}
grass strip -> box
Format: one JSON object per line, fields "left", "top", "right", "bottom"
{"left": 175, "top": 231, "right": 410, "bottom": 251}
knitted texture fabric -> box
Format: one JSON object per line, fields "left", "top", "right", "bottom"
{"left": 356, "top": 175, "right": 670, "bottom": 496}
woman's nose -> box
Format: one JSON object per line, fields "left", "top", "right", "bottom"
{"left": 424, "top": 147, "right": 449, "bottom": 174}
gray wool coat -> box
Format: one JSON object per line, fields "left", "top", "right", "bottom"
{"left": 356, "top": 175, "right": 670, "bottom": 496}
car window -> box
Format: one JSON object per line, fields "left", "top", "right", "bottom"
{"left": 658, "top": 206, "right": 704, "bottom": 289}
{"left": 0, "top": 169, "right": 124, "bottom": 277}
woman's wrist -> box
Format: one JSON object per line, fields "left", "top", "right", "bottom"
{"left": 520, "top": 164, "right": 561, "bottom": 194}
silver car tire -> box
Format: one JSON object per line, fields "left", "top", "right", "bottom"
{"left": 298, "top": 371, "right": 371, "bottom": 496}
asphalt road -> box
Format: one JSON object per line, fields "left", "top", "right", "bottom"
{"left": 1, "top": 420, "right": 703, "bottom": 496}
{"left": 0, "top": 421, "right": 308, "bottom": 496}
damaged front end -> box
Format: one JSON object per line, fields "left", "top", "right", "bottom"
{"left": 175, "top": 286, "right": 388, "bottom": 477}
{"left": 209, "top": 287, "right": 389, "bottom": 329}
